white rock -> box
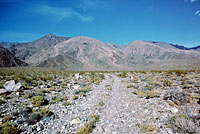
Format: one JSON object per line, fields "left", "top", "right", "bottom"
{"left": 71, "top": 118, "right": 81, "bottom": 125}
{"left": 67, "top": 83, "right": 71, "bottom": 87}
{"left": 13, "top": 82, "right": 22, "bottom": 91}
{"left": 0, "top": 89, "right": 6, "bottom": 95}
{"left": 170, "top": 107, "right": 178, "bottom": 113}
{"left": 16, "top": 92, "right": 20, "bottom": 96}
{"left": 3, "top": 80, "right": 15, "bottom": 91}
{"left": 166, "top": 128, "right": 173, "bottom": 134}
{"left": 75, "top": 73, "right": 80, "bottom": 80}
{"left": 73, "top": 85, "right": 80, "bottom": 90}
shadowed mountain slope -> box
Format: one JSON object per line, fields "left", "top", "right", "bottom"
{"left": 0, "top": 47, "right": 28, "bottom": 67}
{"left": 37, "top": 55, "right": 84, "bottom": 70}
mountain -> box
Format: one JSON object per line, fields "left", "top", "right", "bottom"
{"left": 190, "top": 46, "right": 200, "bottom": 52}
{"left": 105, "top": 43, "right": 125, "bottom": 50}
{"left": 2, "top": 34, "right": 200, "bottom": 70}
{"left": 0, "top": 47, "right": 28, "bottom": 67}
{"left": 0, "top": 42, "right": 19, "bottom": 48}
{"left": 123, "top": 40, "right": 200, "bottom": 59}
{"left": 9, "top": 34, "right": 70, "bottom": 60}
{"left": 26, "top": 36, "right": 127, "bottom": 70}
{"left": 37, "top": 55, "right": 84, "bottom": 70}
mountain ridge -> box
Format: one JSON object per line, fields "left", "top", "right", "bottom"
{"left": 0, "top": 34, "right": 200, "bottom": 70}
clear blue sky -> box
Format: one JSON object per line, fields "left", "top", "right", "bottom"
{"left": 0, "top": 0, "right": 200, "bottom": 47}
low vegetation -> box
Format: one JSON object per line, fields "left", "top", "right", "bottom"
{"left": 75, "top": 115, "right": 100, "bottom": 134}
{"left": 30, "top": 96, "right": 48, "bottom": 107}
{"left": 140, "top": 123, "right": 155, "bottom": 133}
{"left": 0, "top": 122, "right": 19, "bottom": 134}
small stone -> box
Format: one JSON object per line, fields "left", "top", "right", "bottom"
{"left": 166, "top": 128, "right": 173, "bottom": 134}
{"left": 75, "top": 73, "right": 80, "bottom": 80}
{"left": 4, "top": 80, "right": 15, "bottom": 91}
{"left": 71, "top": 118, "right": 81, "bottom": 125}
{"left": 0, "top": 89, "right": 6, "bottom": 95}
{"left": 67, "top": 84, "right": 71, "bottom": 87}
{"left": 170, "top": 107, "right": 178, "bottom": 113}
{"left": 16, "top": 92, "right": 20, "bottom": 96}
{"left": 73, "top": 85, "right": 80, "bottom": 90}
{"left": 144, "top": 109, "right": 148, "bottom": 113}
{"left": 13, "top": 82, "right": 22, "bottom": 91}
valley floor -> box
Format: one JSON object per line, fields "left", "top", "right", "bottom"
{"left": 0, "top": 69, "right": 200, "bottom": 134}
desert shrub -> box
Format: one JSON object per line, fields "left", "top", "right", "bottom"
{"left": 50, "top": 95, "right": 68, "bottom": 104}
{"left": 0, "top": 98, "right": 4, "bottom": 105}
{"left": 140, "top": 123, "right": 155, "bottom": 133}
{"left": 0, "top": 122, "right": 19, "bottom": 134}
{"left": 3, "top": 115, "right": 12, "bottom": 122}
{"left": 169, "top": 114, "right": 199, "bottom": 133}
{"left": 163, "top": 91, "right": 191, "bottom": 105}
{"left": 117, "top": 72, "right": 127, "bottom": 78}
{"left": 30, "top": 96, "right": 48, "bottom": 107}
{"left": 39, "top": 107, "right": 53, "bottom": 117}
{"left": 62, "top": 100, "right": 71, "bottom": 106}
{"left": 98, "top": 74, "right": 105, "bottom": 80}
{"left": 73, "top": 95, "right": 79, "bottom": 100}
{"left": 163, "top": 79, "right": 172, "bottom": 87}
{"left": 49, "top": 87, "right": 55, "bottom": 91}
{"left": 27, "top": 112, "right": 42, "bottom": 125}
{"left": 133, "top": 90, "right": 160, "bottom": 99}
{"left": 127, "top": 85, "right": 133, "bottom": 88}
{"left": 98, "top": 101, "right": 104, "bottom": 106}
{"left": 75, "top": 115, "right": 99, "bottom": 134}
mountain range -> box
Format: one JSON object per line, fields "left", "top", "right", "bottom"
{"left": 0, "top": 34, "right": 200, "bottom": 70}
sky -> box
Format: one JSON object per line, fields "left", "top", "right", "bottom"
{"left": 0, "top": 0, "right": 200, "bottom": 47}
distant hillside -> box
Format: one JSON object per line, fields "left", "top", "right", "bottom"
{"left": 27, "top": 36, "right": 127, "bottom": 70}
{"left": 8, "top": 34, "right": 70, "bottom": 60}
{"left": 37, "top": 55, "right": 84, "bottom": 70}
{"left": 2, "top": 34, "right": 200, "bottom": 70}
{"left": 0, "top": 42, "right": 19, "bottom": 48}
{"left": 190, "top": 46, "right": 200, "bottom": 52}
{"left": 0, "top": 47, "right": 28, "bottom": 67}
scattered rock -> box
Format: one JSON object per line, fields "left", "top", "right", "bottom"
{"left": 3, "top": 80, "right": 22, "bottom": 92}
{"left": 3, "top": 80, "right": 15, "bottom": 91}
{"left": 71, "top": 118, "right": 81, "bottom": 125}
{"left": 13, "top": 82, "right": 22, "bottom": 91}
{"left": 170, "top": 107, "right": 178, "bottom": 113}
{"left": 0, "top": 89, "right": 6, "bottom": 95}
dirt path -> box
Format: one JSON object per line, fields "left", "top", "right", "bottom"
{"left": 40, "top": 73, "right": 173, "bottom": 134}
{"left": 93, "top": 74, "right": 141, "bottom": 134}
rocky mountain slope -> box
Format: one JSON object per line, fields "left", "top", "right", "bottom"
{"left": 37, "top": 55, "right": 84, "bottom": 70}
{"left": 8, "top": 34, "right": 70, "bottom": 60}
{"left": 0, "top": 42, "right": 19, "bottom": 48}
{"left": 1, "top": 34, "right": 200, "bottom": 70}
{"left": 0, "top": 47, "right": 28, "bottom": 67}
{"left": 191, "top": 46, "right": 200, "bottom": 52}
{"left": 26, "top": 36, "right": 127, "bottom": 70}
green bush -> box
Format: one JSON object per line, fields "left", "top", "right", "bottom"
{"left": 163, "top": 79, "right": 172, "bottom": 87}
{"left": 50, "top": 95, "right": 68, "bottom": 104}
{"left": 140, "top": 123, "right": 155, "bottom": 133}
{"left": 40, "top": 107, "right": 53, "bottom": 117}
{"left": 30, "top": 96, "right": 47, "bottom": 107}
{"left": 75, "top": 115, "right": 99, "bottom": 134}
{"left": 73, "top": 96, "right": 79, "bottom": 100}
{"left": 170, "top": 114, "right": 199, "bottom": 133}
{"left": 98, "top": 101, "right": 104, "bottom": 106}
{"left": 0, "top": 122, "right": 19, "bottom": 134}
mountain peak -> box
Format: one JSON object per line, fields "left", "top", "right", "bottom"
{"left": 43, "top": 33, "right": 57, "bottom": 38}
